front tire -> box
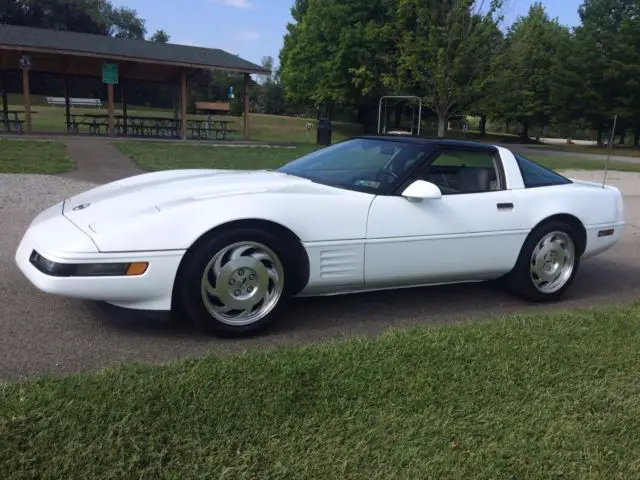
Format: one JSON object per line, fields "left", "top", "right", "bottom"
{"left": 505, "top": 221, "right": 581, "bottom": 302}
{"left": 178, "top": 228, "right": 293, "bottom": 337}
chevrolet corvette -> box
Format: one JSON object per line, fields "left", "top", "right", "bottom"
{"left": 15, "top": 136, "right": 625, "bottom": 336}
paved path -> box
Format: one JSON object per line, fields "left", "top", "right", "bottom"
{"left": 61, "top": 138, "right": 143, "bottom": 183}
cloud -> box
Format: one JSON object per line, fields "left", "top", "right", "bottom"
{"left": 235, "top": 30, "right": 260, "bottom": 42}
{"left": 211, "top": 0, "right": 251, "bottom": 8}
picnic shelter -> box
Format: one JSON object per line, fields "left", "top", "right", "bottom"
{"left": 0, "top": 24, "right": 270, "bottom": 140}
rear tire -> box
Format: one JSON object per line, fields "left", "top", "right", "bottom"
{"left": 178, "top": 228, "right": 294, "bottom": 337}
{"left": 504, "top": 221, "right": 581, "bottom": 302}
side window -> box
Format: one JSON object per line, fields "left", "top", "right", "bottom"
{"left": 515, "top": 154, "right": 573, "bottom": 188}
{"left": 415, "top": 149, "right": 502, "bottom": 194}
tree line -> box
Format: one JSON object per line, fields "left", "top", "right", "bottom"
{"left": 3, "top": 0, "right": 638, "bottom": 143}
{"left": 1, "top": 0, "right": 169, "bottom": 42}
{"left": 278, "top": 0, "right": 640, "bottom": 144}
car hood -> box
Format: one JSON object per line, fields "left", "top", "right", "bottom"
{"left": 62, "top": 168, "right": 321, "bottom": 234}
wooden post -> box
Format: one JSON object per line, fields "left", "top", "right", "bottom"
{"left": 180, "top": 70, "right": 187, "bottom": 140}
{"left": 0, "top": 69, "right": 8, "bottom": 132}
{"left": 243, "top": 73, "right": 250, "bottom": 140}
{"left": 0, "top": 51, "right": 8, "bottom": 132}
{"left": 107, "top": 83, "right": 114, "bottom": 136}
{"left": 22, "top": 68, "right": 31, "bottom": 133}
{"left": 121, "top": 82, "right": 128, "bottom": 136}
{"left": 63, "top": 75, "right": 71, "bottom": 134}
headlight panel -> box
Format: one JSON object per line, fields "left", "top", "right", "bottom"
{"left": 29, "top": 250, "right": 148, "bottom": 277}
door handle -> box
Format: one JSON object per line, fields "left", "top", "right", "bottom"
{"left": 497, "top": 202, "right": 514, "bottom": 210}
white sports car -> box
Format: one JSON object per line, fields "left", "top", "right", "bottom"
{"left": 16, "top": 136, "right": 625, "bottom": 336}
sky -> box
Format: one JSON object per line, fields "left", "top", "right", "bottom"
{"left": 116, "top": 0, "right": 583, "bottom": 68}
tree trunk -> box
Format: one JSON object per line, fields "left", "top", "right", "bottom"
{"left": 597, "top": 124, "right": 603, "bottom": 146}
{"left": 437, "top": 112, "right": 448, "bottom": 137}
{"left": 520, "top": 122, "right": 529, "bottom": 139}
{"left": 479, "top": 114, "right": 487, "bottom": 137}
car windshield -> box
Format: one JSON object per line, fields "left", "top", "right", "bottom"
{"left": 277, "top": 138, "right": 432, "bottom": 194}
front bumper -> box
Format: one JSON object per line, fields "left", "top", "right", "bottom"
{"left": 15, "top": 203, "right": 185, "bottom": 311}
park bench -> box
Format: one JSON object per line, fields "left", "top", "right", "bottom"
{"left": 195, "top": 101, "right": 231, "bottom": 116}
{"left": 46, "top": 97, "right": 103, "bottom": 108}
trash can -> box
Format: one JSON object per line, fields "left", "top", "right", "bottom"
{"left": 317, "top": 118, "right": 332, "bottom": 146}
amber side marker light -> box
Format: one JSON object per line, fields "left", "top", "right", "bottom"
{"left": 598, "top": 228, "right": 615, "bottom": 238}
{"left": 126, "top": 262, "right": 149, "bottom": 276}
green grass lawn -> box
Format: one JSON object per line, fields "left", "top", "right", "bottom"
{"left": 0, "top": 138, "right": 74, "bottom": 174}
{"left": 114, "top": 140, "right": 640, "bottom": 174}
{"left": 7, "top": 95, "right": 364, "bottom": 143}
{"left": 115, "top": 141, "right": 321, "bottom": 171}
{"left": 527, "top": 143, "right": 640, "bottom": 158}
{"left": 525, "top": 154, "right": 640, "bottom": 173}
{"left": 2, "top": 303, "right": 640, "bottom": 478}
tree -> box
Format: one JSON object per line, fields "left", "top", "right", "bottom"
{"left": 573, "top": 0, "right": 640, "bottom": 145}
{"left": 394, "top": 0, "right": 504, "bottom": 137}
{"left": 149, "top": 29, "right": 170, "bottom": 43}
{"left": 261, "top": 56, "right": 274, "bottom": 77}
{"left": 106, "top": 5, "right": 146, "bottom": 39}
{"left": 279, "top": 0, "right": 400, "bottom": 128}
{"left": 280, "top": 0, "right": 359, "bottom": 106}
{"left": 1, "top": 0, "right": 149, "bottom": 39}
{"left": 249, "top": 56, "right": 286, "bottom": 114}
{"left": 262, "top": 82, "right": 285, "bottom": 114}
{"left": 489, "top": 2, "right": 573, "bottom": 137}
{"left": 1, "top": 0, "right": 109, "bottom": 34}
{"left": 458, "top": 23, "right": 505, "bottom": 137}
{"left": 277, "top": 0, "right": 310, "bottom": 86}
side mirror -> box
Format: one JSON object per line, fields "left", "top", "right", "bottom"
{"left": 401, "top": 180, "right": 442, "bottom": 202}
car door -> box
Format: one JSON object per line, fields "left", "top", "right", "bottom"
{"left": 364, "top": 145, "right": 531, "bottom": 288}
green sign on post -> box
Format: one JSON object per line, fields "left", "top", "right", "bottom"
{"left": 102, "top": 63, "right": 119, "bottom": 84}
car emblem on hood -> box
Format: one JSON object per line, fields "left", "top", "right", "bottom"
{"left": 72, "top": 203, "right": 91, "bottom": 211}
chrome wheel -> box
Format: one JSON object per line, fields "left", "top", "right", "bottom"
{"left": 200, "top": 241, "right": 285, "bottom": 326}
{"left": 529, "top": 231, "right": 575, "bottom": 294}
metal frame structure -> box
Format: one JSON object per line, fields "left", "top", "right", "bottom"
{"left": 377, "top": 95, "right": 423, "bottom": 136}
{"left": 602, "top": 114, "right": 618, "bottom": 188}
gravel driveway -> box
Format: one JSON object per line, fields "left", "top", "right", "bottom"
{"left": 1, "top": 171, "right": 639, "bottom": 380}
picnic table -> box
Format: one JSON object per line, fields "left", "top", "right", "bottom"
{"left": 120, "top": 115, "right": 181, "bottom": 138}
{"left": 2, "top": 109, "right": 38, "bottom": 133}
{"left": 187, "top": 118, "right": 237, "bottom": 140}
{"left": 66, "top": 113, "right": 110, "bottom": 135}
{"left": 66, "top": 112, "right": 236, "bottom": 140}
